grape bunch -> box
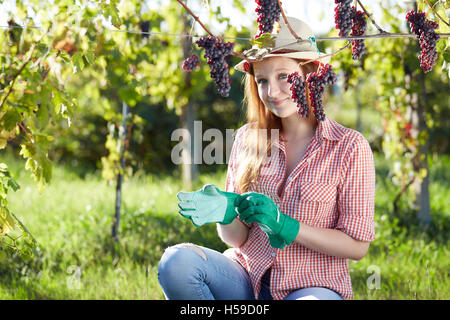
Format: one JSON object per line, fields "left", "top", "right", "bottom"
{"left": 196, "top": 36, "right": 235, "bottom": 97}
{"left": 406, "top": 10, "right": 440, "bottom": 73}
{"left": 350, "top": 7, "right": 367, "bottom": 60}
{"left": 334, "top": 0, "right": 353, "bottom": 37}
{"left": 182, "top": 54, "right": 200, "bottom": 72}
{"left": 287, "top": 72, "right": 309, "bottom": 118}
{"left": 306, "top": 64, "right": 337, "bottom": 121}
{"left": 255, "top": 0, "right": 282, "bottom": 38}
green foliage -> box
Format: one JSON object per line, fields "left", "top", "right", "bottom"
{"left": 0, "top": 163, "right": 36, "bottom": 256}
{"left": 332, "top": 1, "right": 449, "bottom": 214}
{"left": 0, "top": 154, "right": 448, "bottom": 299}
{"left": 37, "top": 1, "right": 250, "bottom": 178}
{"left": 0, "top": 0, "right": 448, "bottom": 259}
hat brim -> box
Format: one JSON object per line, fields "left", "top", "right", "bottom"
{"left": 234, "top": 51, "right": 331, "bottom": 73}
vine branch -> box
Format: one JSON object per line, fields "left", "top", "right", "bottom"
{"left": 393, "top": 176, "right": 416, "bottom": 216}
{"left": 298, "top": 42, "right": 351, "bottom": 66}
{"left": 356, "top": 0, "right": 388, "bottom": 34}
{"left": 424, "top": 0, "right": 450, "bottom": 27}
{"left": 176, "top": 0, "right": 247, "bottom": 60}
{"left": 0, "top": 43, "right": 36, "bottom": 110}
{"left": 176, "top": 0, "right": 214, "bottom": 37}
{"left": 277, "top": 0, "right": 300, "bottom": 39}
{"left": 305, "top": 32, "right": 449, "bottom": 42}
{"left": 18, "top": 122, "right": 33, "bottom": 142}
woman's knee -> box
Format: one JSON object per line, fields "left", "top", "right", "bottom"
{"left": 158, "top": 243, "right": 208, "bottom": 284}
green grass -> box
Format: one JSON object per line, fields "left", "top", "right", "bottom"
{"left": 0, "top": 153, "right": 448, "bottom": 300}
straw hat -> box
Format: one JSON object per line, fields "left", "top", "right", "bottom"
{"left": 234, "top": 16, "right": 331, "bottom": 73}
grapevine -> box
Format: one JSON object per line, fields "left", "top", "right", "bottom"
{"left": 255, "top": 0, "right": 282, "bottom": 38}
{"left": 287, "top": 72, "right": 309, "bottom": 118}
{"left": 306, "top": 64, "right": 337, "bottom": 121}
{"left": 406, "top": 10, "right": 440, "bottom": 73}
{"left": 350, "top": 6, "right": 367, "bottom": 60}
{"left": 196, "top": 36, "right": 235, "bottom": 97}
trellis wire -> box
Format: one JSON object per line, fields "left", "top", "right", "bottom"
{"left": 0, "top": 25, "right": 449, "bottom": 42}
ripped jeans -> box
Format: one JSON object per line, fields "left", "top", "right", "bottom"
{"left": 157, "top": 243, "right": 344, "bottom": 300}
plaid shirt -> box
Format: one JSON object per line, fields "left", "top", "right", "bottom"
{"left": 223, "top": 117, "right": 375, "bottom": 300}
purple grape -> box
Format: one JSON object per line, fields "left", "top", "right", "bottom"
{"left": 255, "top": 0, "right": 282, "bottom": 38}
{"left": 182, "top": 54, "right": 200, "bottom": 72}
{"left": 287, "top": 72, "right": 309, "bottom": 118}
{"left": 306, "top": 64, "right": 337, "bottom": 121}
{"left": 196, "top": 36, "right": 235, "bottom": 97}
{"left": 350, "top": 7, "right": 367, "bottom": 60}
{"left": 406, "top": 10, "right": 440, "bottom": 73}
{"left": 334, "top": 0, "right": 353, "bottom": 37}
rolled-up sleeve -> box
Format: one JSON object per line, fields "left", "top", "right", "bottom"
{"left": 337, "top": 136, "right": 375, "bottom": 242}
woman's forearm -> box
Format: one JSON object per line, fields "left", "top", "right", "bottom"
{"left": 217, "top": 218, "right": 249, "bottom": 248}
{"left": 294, "top": 223, "right": 370, "bottom": 260}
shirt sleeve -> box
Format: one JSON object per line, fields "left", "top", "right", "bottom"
{"left": 336, "top": 136, "right": 376, "bottom": 242}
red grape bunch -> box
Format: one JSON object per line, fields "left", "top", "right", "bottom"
{"left": 182, "top": 54, "right": 200, "bottom": 72}
{"left": 255, "top": 0, "right": 282, "bottom": 38}
{"left": 406, "top": 10, "right": 440, "bottom": 73}
{"left": 287, "top": 72, "right": 309, "bottom": 118}
{"left": 350, "top": 7, "right": 367, "bottom": 60}
{"left": 334, "top": 0, "right": 353, "bottom": 37}
{"left": 306, "top": 64, "right": 337, "bottom": 121}
{"left": 196, "top": 36, "right": 235, "bottom": 97}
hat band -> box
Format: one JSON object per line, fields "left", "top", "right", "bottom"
{"left": 270, "top": 49, "right": 298, "bottom": 54}
{"left": 266, "top": 50, "right": 322, "bottom": 66}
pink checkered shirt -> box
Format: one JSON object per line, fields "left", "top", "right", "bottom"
{"left": 223, "top": 117, "right": 375, "bottom": 300}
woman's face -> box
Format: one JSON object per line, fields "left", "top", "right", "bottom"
{"left": 252, "top": 56, "right": 304, "bottom": 118}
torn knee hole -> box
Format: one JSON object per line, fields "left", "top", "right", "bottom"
{"left": 175, "top": 243, "right": 207, "bottom": 261}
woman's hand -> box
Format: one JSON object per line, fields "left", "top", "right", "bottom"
{"left": 177, "top": 184, "right": 239, "bottom": 226}
{"left": 235, "top": 192, "right": 300, "bottom": 249}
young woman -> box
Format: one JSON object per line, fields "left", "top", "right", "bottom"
{"left": 158, "top": 17, "right": 375, "bottom": 300}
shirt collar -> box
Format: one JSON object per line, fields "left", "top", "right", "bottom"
{"left": 273, "top": 133, "right": 287, "bottom": 152}
{"left": 272, "top": 117, "right": 345, "bottom": 152}
{"left": 315, "top": 117, "right": 346, "bottom": 142}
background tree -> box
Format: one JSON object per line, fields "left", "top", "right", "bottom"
{"left": 1, "top": 0, "right": 448, "bottom": 255}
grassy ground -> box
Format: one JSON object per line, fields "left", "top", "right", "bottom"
{"left": 0, "top": 153, "right": 448, "bottom": 300}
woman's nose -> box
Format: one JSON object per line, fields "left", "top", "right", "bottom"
{"left": 267, "top": 80, "right": 281, "bottom": 98}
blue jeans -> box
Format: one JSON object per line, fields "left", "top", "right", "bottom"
{"left": 158, "top": 243, "right": 344, "bottom": 300}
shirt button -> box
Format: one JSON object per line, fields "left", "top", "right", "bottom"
{"left": 271, "top": 252, "right": 276, "bottom": 257}
{"left": 306, "top": 158, "right": 311, "bottom": 163}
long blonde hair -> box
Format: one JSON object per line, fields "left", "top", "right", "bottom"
{"left": 235, "top": 60, "right": 319, "bottom": 193}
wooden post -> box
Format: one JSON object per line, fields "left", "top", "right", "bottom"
{"left": 180, "top": 13, "right": 198, "bottom": 190}
{"left": 404, "top": 1, "right": 431, "bottom": 226}
{"left": 112, "top": 102, "right": 128, "bottom": 242}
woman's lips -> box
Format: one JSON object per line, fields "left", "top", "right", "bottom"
{"left": 269, "top": 98, "right": 289, "bottom": 106}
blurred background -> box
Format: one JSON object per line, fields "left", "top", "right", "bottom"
{"left": 0, "top": 0, "right": 448, "bottom": 299}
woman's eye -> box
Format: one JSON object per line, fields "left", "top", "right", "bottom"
{"left": 279, "top": 73, "right": 288, "bottom": 80}
{"left": 256, "top": 78, "right": 267, "bottom": 84}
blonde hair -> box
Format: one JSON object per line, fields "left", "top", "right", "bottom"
{"left": 235, "top": 60, "right": 319, "bottom": 193}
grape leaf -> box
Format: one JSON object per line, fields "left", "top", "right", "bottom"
{"left": 1, "top": 107, "right": 21, "bottom": 131}
{"left": 0, "top": 206, "right": 15, "bottom": 235}
{"left": 250, "top": 33, "right": 276, "bottom": 49}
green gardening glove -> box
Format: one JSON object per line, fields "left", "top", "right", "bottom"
{"left": 235, "top": 192, "right": 300, "bottom": 249}
{"left": 177, "top": 184, "right": 239, "bottom": 227}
